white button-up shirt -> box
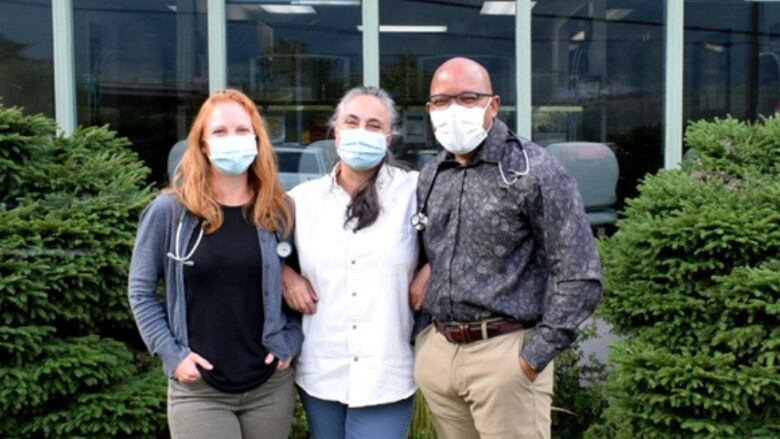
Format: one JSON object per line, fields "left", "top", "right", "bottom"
{"left": 289, "top": 164, "right": 419, "bottom": 407}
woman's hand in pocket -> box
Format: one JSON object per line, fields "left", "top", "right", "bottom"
{"left": 174, "top": 352, "right": 213, "bottom": 383}
{"left": 266, "top": 353, "right": 292, "bottom": 369}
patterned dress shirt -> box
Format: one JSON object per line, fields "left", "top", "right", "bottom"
{"left": 417, "top": 118, "right": 603, "bottom": 371}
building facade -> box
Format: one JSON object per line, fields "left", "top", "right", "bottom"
{"left": 2, "top": 0, "right": 780, "bottom": 207}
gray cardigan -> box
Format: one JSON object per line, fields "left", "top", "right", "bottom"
{"left": 127, "top": 193, "right": 303, "bottom": 378}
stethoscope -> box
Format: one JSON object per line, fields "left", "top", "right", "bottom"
{"left": 166, "top": 211, "right": 293, "bottom": 267}
{"left": 410, "top": 130, "right": 530, "bottom": 232}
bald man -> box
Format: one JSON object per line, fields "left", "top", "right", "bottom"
{"left": 411, "top": 57, "right": 603, "bottom": 438}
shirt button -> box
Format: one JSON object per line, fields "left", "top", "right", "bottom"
{"left": 352, "top": 292, "right": 357, "bottom": 297}
{"left": 354, "top": 357, "right": 359, "bottom": 362}
{"left": 352, "top": 324, "right": 357, "bottom": 329}
{"left": 351, "top": 260, "right": 356, "bottom": 265}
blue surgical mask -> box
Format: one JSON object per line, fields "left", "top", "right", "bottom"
{"left": 207, "top": 135, "right": 258, "bottom": 176}
{"left": 337, "top": 128, "right": 388, "bottom": 171}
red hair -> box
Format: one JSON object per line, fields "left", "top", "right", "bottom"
{"left": 170, "top": 89, "right": 292, "bottom": 235}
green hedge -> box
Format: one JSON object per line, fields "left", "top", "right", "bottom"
{"left": 0, "top": 105, "right": 163, "bottom": 438}
{"left": 551, "top": 322, "right": 608, "bottom": 439}
{"left": 590, "top": 116, "right": 780, "bottom": 438}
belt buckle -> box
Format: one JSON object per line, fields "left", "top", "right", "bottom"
{"left": 440, "top": 321, "right": 468, "bottom": 343}
{"left": 456, "top": 323, "right": 471, "bottom": 343}
{"left": 439, "top": 320, "right": 498, "bottom": 344}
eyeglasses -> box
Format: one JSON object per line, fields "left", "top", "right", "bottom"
{"left": 427, "top": 92, "right": 494, "bottom": 109}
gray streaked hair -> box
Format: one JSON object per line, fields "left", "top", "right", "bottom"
{"left": 330, "top": 86, "right": 400, "bottom": 136}
{"left": 330, "top": 86, "right": 406, "bottom": 232}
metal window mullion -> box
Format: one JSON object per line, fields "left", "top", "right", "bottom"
{"left": 52, "top": 0, "right": 76, "bottom": 134}
{"left": 664, "top": 0, "right": 684, "bottom": 169}
{"left": 208, "top": 0, "right": 227, "bottom": 93}
{"left": 362, "top": 0, "right": 379, "bottom": 87}
{"left": 516, "top": 0, "right": 532, "bottom": 139}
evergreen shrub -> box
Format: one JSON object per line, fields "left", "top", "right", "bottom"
{"left": 0, "top": 105, "right": 164, "bottom": 437}
{"left": 589, "top": 116, "right": 780, "bottom": 438}
{"left": 551, "top": 322, "right": 608, "bottom": 439}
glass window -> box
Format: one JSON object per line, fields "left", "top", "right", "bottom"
{"left": 532, "top": 0, "right": 664, "bottom": 216}
{"left": 227, "top": 0, "right": 363, "bottom": 188}
{"left": 379, "top": 0, "right": 516, "bottom": 169}
{"left": 74, "top": 0, "right": 209, "bottom": 185}
{"left": 0, "top": 0, "right": 54, "bottom": 117}
{"left": 685, "top": 1, "right": 780, "bottom": 122}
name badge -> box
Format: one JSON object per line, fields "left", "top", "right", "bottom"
{"left": 276, "top": 241, "right": 292, "bottom": 258}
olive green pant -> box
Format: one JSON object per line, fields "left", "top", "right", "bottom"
{"left": 414, "top": 325, "right": 554, "bottom": 439}
{"left": 167, "top": 367, "right": 295, "bottom": 439}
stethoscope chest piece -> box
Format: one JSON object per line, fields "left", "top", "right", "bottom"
{"left": 411, "top": 212, "right": 429, "bottom": 231}
{"left": 276, "top": 241, "right": 293, "bottom": 258}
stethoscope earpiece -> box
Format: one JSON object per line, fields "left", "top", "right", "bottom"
{"left": 498, "top": 146, "right": 530, "bottom": 186}
{"left": 166, "top": 212, "right": 204, "bottom": 267}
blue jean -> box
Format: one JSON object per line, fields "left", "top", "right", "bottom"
{"left": 298, "top": 387, "right": 415, "bottom": 439}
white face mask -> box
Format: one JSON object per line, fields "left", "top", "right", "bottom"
{"left": 429, "top": 101, "right": 491, "bottom": 156}
{"left": 206, "top": 135, "right": 258, "bottom": 176}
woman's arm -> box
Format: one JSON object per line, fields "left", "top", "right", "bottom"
{"left": 281, "top": 265, "right": 319, "bottom": 314}
{"left": 127, "top": 197, "right": 189, "bottom": 378}
{"left": 409, "top": 263, "right": 431, "bottom": 311}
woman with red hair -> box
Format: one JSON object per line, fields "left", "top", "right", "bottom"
{"left": 128, "top": 89, "right": 302, "bottom": 438}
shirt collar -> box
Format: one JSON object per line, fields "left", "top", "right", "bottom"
{"left": 328, "top": 162, "right": 394, "bottom": 195}
{"left": 472, "top": 118, "right": 509, "bottom": 165}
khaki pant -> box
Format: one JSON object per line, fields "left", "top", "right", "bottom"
{"left": 414, "top": 324, "right": 553, "bottom": 439}
{"left": 167, "top": 367, "right": 295, "bottom": 439}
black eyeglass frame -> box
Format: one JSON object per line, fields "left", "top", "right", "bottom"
{"left": 426, "top": 92, "right": 496, "bottom": 108}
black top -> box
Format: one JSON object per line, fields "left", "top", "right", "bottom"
{"left": 184, "top": 205, "right": 277, "bottom": 393}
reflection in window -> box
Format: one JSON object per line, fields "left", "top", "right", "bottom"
{"left": 74, "top": 0, "right": 209, "bottom": 185}
{"left": 276, "top": 146, "right": 329, "bottom": 190}
{"left": 685, "top": 1, "right": 780, "bottom": 122}
{"left": 0, "top": 0, "right": 54, "bottom": 117}
{"left": 533, "top": 0, "right": 664, "bottom": 212}
{"left": 379, "top": 0, "right": 516, "bottom": 169}
{"left": 227, "top": 0, "right": 363, "bottom": 173}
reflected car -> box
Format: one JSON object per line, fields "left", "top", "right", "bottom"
{"left": 397, "top": 148, "right": 439, "bottom": 171}
{"left": 275, "top": 146, "right": 328, "bottom": 191}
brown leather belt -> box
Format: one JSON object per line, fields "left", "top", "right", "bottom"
{"left": 434, "top": 319, "right": 527, "bottom": 344}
